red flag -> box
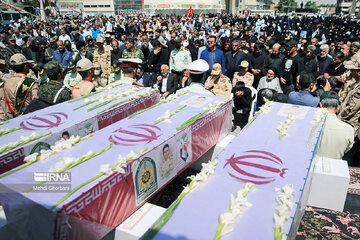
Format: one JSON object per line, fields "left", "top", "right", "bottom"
{"left": 186, "top": 6, "right": 193, "bottom": 21}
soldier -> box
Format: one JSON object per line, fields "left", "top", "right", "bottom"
{"left": 0, "top": 54, "right": 38, "bottom": 119}
{"left": 169, "top": 36, "right": 192, "bottom": 83}
{"left": 204, "top": 63, "right": 232, "bottom": 98}
{"left": 85, "top": 35, "right": 97, "bottom": 53}
{"left": 233, "top": 61, "right": 255, "bottom": 87}
{"left": 64, "top": 40, "right": 75, "bottom": 60}
{"left": 338, "top": 58, "right": 360, "bottom": 131}
{"left": 4, "top": 35, "right": 23, "bottom": 61}
{"left": 122, "top": 37, "right": 144, "bottom": 60}
{"left": 37, "top": 61, "right": 71, "bottom": 104}
{"left": 93, "top": 35, "right": 111, "bottom": 87}
{"left": 104, "top": 33, "right": 113, "bottom": 52}
{"left": 44, "top": 36, "right": 58, "bottom": 63}
{"left": 71, "top": 59, "right": 96, "bottom": 99}
{"left": 108, "top": 60, "right": 123, "bottom": 84}
{"left": 63, "top": 60, "right": 82, "bottom": 88}
{"left": 118, "top": 58, "right": 142, "bottom": 85}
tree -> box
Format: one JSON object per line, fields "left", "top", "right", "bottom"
{"left": 305, "top": 1, "right": 319, "bottom": 13}
{"left": 277, "top": 0, "right": 298, "bottom": 13}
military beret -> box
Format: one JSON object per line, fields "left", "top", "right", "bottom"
{"left": 44, "top": 61, "right": 62, "bottom": 75}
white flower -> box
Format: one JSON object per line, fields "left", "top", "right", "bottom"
{"left": 117, "top": 155, "right": 126, "bottom": 167}
{"left": 86, "top": 150, "right": 93, "bottom": 156}
{"left": 64, "top": 157, "right": 76, "bottom": 165}
{"left": 100, "top": 164, "right": 113, "bottom": 175}
{"left": 126, "top": 150, "right": 138, "bottom": 160}
{"left": 220, "top": 212, "right": 236, "bottom": 225}
{"left": 84, "top": 98, "right": 90, "bottom": 103}
{"left": 114, "top": 165, "right": 125, "bottom": 174}
{"left": 182, "top": 184, "right": 191, "bottom": 194}
{"left": 39, "top": 150, "right": 53, "bottom": 162}
{"left": 24, "top": 153, "right": 38, "bottom": 162}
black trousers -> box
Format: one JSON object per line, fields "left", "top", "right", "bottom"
{"left": 233, "top": 107, "right": 250, "bottom": 128}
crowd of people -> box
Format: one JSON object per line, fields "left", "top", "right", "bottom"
{"left": 0, "top": 13, "right": 359, "bottom": 164}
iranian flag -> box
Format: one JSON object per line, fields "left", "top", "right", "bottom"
{"left": 199, "top": 11, "right": 204, "bottom": 18}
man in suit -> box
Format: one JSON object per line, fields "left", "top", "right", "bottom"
{"left": 74, "top": 41, "right": 93, "bottom": 64}
{"left": 157, "top": 64, "right": 178, "bottom": 98}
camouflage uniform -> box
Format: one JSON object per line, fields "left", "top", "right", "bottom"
{"left": 204, "top": 74, "right": 232, "bottom": 98}
{"left": 233, "top": 72, "right": 255, "bottom": 87}
{"left": 108, "top": 61, "right": 123, "bottom": 84}
{"left": 93, "top": 48, "right": 111, "bottom": 87}
{"left": 122, "top": 48, "right": 145, "bottom": 61}
{"left": 339, "top": 81, "right": 360, "bottom": 130}
{"left": 86, "top": 45, "right": 97, "bottom": 53}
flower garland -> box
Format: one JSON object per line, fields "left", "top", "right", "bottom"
{"left": 214, "top": 182, "right": 256, "bottom": 240}
{"left": 0, "top": 131, "right": 52, "bottom": 155}
{"left": 307, "top": 108, "right": 327, "bottom": 147}
{"left": 26, "top": 142, "right": 114, "bottom": 194}
{"left": 274, "top": 184, "right": 295, "bottom": 240}
{"left": 86, "top": 88, "right": 145, "bottom": 112}
{"left": 0, "top": 134, "right": 93, "bottom": 179}
{"left": 49, "top": 146, "right": 149, "bottom": 210}
{"left": 176, "top": 98, "right": 229, "bottom": 131}
{"left": 127, "top": 90, "right": 189, "bottom": 119}
{"left": 154, "top": 105, "right": 187, "bottom": 125}
{"left": 96, "top": 88, "right": 158, "bottom": 115}
{"left": 277, "top": 115, "right": 295, "bottom": 140}
{"left": 142, "top": 160, "right": 217, "bottom": 240}
{"left": 0, "top": 126, "right": 22, "bottom": 136}
{"left": 69, "top": 82, "right": 124, "bottom": 103}
{"left": 242, "top": 100, "right": 274, "bottom": 130}
{"left": 0, "top": 120, "right": 9, "bottom": 126}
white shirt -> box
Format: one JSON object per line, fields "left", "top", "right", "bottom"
{"left": 83, "top": 29, "right": 93, "bottom": 39}
{"left": 59, "top": 34, "right": 71, "bottom": 43}
{"left": 161, "top": 74, "right": 168, "bottom": 93}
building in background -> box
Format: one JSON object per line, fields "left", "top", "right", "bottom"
{"left": 336, "top": 0, "right": 360, "bottom": 14}
{"left": 57, "top": 0, "right": 115, "bottom": 16}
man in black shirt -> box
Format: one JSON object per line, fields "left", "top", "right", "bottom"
{"left": 232, "top": 81, "right": 253, "bottom": 128}
{"left": 249, "top": 42, "right": 267, "bottom": 88}
{"left": 149, "top": 40, "right": 170, "bottom": 75}
{"left": 225, "top": 40, "right": 247, "bottom": 79}
{"left": 280, "top": 40, "right": 299, "bottom": 94}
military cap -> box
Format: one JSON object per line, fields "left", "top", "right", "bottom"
{"left": 344, "top": 59, "right": 360, "bottom": 70}
{"left": 173, "top": 36, "right": 181, "bottom": 43}
{"left": 68, "top": 60, "right": 76, "bottom": 69}
{"left": 77, "top": 58, "right": 94, "bottom": 71}
{"left": 118, "top": 58, "right": 142, "bottom": 67}
{"left": 96, "top": 35, "right": 104, "bottom": 43}
{"left": 105, "top": 33, "right": 111, "bottom": 38}
{"left": 184, "top": 59, "right": 209, "bottom": 74}
{"left": 44, "top": 61, "right": 62, "bottom": 75}
{"left": 240, "top": 60, "right": 249, "bottom": 68}
{"left": 9, "top": 54, "right": 34, "bottom": 65}
{"left": 320, "top": 90, "right": 340, "bottom": 102}
{"left": 49, "top": 36, "right": 58, "bottom": 43}
{"left": 85, "top": 35, "right": 93, "bottom": 41}
{"left": 64, "top": 40, "right": 71, "bottom": 46}
{"left": 211, "top": 63, "right": 222, "bottom": 75}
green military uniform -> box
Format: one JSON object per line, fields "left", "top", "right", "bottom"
{"left": 122, "top": 48, "right": 145, "bottom": 61}
{"left": 169, "top": 46, "right": 192, "bottom": 72}
{"left": 85, "top": 35, "right": 97, "bottom": 53}
{"left": 63, "top": 60, "right": 82, "bottom": 88}
{"left": 44, "top": 36, "right": 58, "bottom": 63}
{"left": 38, "top": 61, "right": 71, "bottom": 104}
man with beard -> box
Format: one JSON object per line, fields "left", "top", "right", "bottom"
{"left": 279, "top": 40, "right": 299, "bottom": 94}
{"left": 74, "top": 41, "right": 93, "bottom": 63}
{"left": 262, "top": 42, "right": 283, "bottom": 79}
{"left": 298, "top": 45, "right": 319, "bottom": 78}
{"left": 248, "top": 42, "right": 267, "bottom": 88}
{"left": 167, "top": 32, "right": 177, "bottom": 52}
{"left": 169, "top": 36, "right": 192, "bottom": 84}
{"left": 149, "top": 40, "right": 170, "bottom": 75}
{"left": 44, "top": 36, "right": 58, "bottom": 63}
{"left": 110, "top": 40, "right": 121, "bottom": 65}
{"left": 52, "top": 40, "right": 72, "bottom": 70}
{"left": 200, "top": 35, "right": 226, "bottom": 79}
{"left": 317, "top": 44, "right": 333, "bottom": 77}
{"left": 104, "top": 33, "right": 113, "bottom": 52}
{"left": 225, "top": 40, "right": 247, "bottom": 80}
